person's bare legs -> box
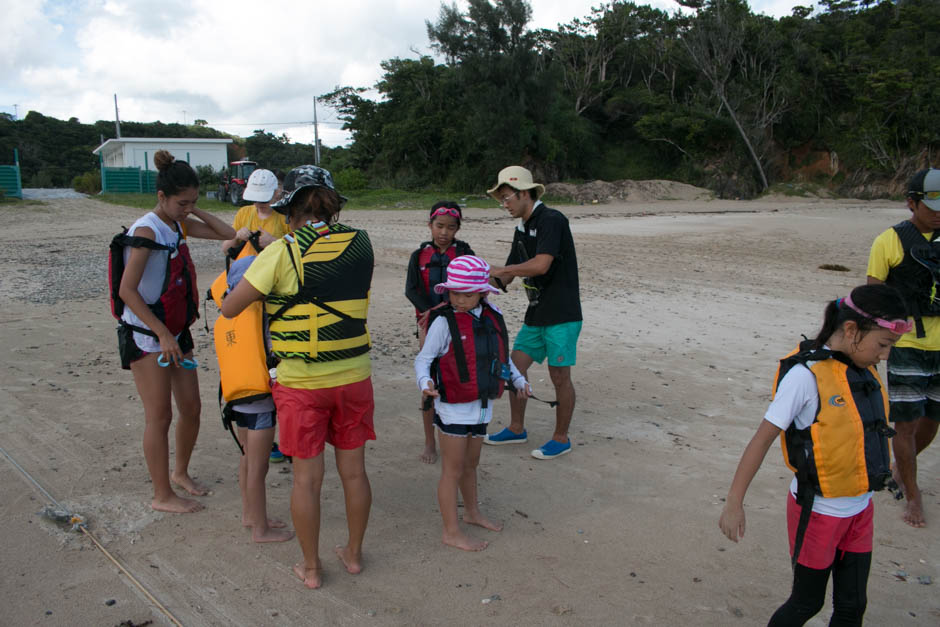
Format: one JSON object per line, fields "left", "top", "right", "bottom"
{"left": 507, "top": 349, "right": 534, "bottom": 434}
{"left": 417, "top": 325, "right": 438, "bottom": 464}
{"left": 168, "top": 358, "right": 207, "bottom": 496}
{"left": 460, "top": 436, "right": 502, "bottom": 532}
{"left": 547, "top": 365, "right": 575, "bottom": 443}
{"left": 131, "top": 354, "right": 202, "bottom": 513}
{"left": 334, "top": 446, "right": 371, "bottom": 573}
{"left": 893, "top": 417, "right": 939, "bottom": 527}
{"left": 439, "top": 433, "right": 487, "bottom": 551}
{"left": 291, "top": 454, "right": 325, "bottom": 588}
{"left": 239, "top": 426, "right": 292, "bottom": 542}
{"left": 420, "top": 406, "right": 438, "bottom": 464}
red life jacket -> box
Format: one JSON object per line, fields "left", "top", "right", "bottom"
{"left": 109, "top": 223, "right": 198, "bottom": 337}
{"left": 432, "top": 303, "right": 509, "bottom": 407}
{"left": 416, "top": 241, "right": 472, "bottom": 314}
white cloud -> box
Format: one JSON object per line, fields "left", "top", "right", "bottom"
{"left": 0, "top": 0, "right": 800, "bottom": 140}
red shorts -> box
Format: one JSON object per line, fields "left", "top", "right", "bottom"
{"left": 786, "top": 494, "right": 874, "bottom": 570}
{"left": 272, "top": 378, "right": 375, "bottom": 459}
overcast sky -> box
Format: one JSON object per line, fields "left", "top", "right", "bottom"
{"left": 1, "top": 0, "right": 804, "bottom": 148}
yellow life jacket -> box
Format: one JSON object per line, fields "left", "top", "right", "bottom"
{"left": 774, "top": 342, "right": 893, "bottom": 498}
{"left": 209, "top": 240, "right": 271, "bottom": 407}
{"left": 264, "top": 222, "right": 373, "bottom": 363}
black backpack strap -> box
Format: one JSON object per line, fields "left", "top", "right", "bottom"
{"left": 219, "top": 384, "right": 244, "bottom": 455}
{"left": 791, "top": 478, "right": 815, "bottom": 571}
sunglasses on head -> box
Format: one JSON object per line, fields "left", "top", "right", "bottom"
{"left": 842, "top": 294, "right": 913, "bottom": 335}
{"left": 430, "top": 206, "right": 461, "bottom": 220}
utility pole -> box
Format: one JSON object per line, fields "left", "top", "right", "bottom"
{"left": 313, "top": 96, "right": 321, "bottom": 165}
{"left": 182, "top": 110, "right": 187, "bottom": 125}
{"left": 13, "top": 104, "right": 17, "bottom": 120}
{"left": 114, "top": 94, "right": 121, "bottom": 138}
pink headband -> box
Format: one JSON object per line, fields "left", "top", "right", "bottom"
{"left": 842, "top": 294, "right": 913, "bottom": 335}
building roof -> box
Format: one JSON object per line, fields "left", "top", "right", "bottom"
{"left": 92, "top": 137, "right": 233, "bottom": 155}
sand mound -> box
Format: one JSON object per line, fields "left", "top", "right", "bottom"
{"left": 546, "top": 179, "right": 713, "bottom": 204}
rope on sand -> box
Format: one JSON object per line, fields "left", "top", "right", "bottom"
{"left": 0, "top": 443, "right": 184, "bottom": 627}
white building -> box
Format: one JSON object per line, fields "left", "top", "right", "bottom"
{"left": 92, "top": 137, "right": 232, "bottom": 171}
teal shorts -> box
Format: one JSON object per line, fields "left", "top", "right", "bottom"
{"left": 513, "top": 321, "right": 582, "bottom": 367}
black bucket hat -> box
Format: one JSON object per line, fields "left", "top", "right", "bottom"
{"left": 271, "top": 165, "right": 348, "bottom": 215}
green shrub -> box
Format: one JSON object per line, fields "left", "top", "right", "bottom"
{"left": 72, "top": 170, "right": 101, "bottom": 194}
{"left": 195, "top": 164, "right": 219, "bottom": 188}
{"left": 334, "top": 167, "right": 369, "bottom": 190}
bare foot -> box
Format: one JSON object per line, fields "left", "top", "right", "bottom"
{"left": 292, "top": 562, "right": 322, "bottom": 589}
{"left": 251, "top": 527, "right": 294, "bottom": 543}
{"left": 334, "top": 545, "right": 363, "bottom": 574}
{"left": 170, "top": 472, "right": 209, "bottom": 496}
{"left": 151, "top": 494, "right": 204, "bottom": 514}
{"left": 464, "top": 512, "right": 503, "bottom": 532}
{"left": 442, "top": 530, "right": 488, "bottom": 551}
{"left": 243, "top": 517, "right": 288, "bottom": 529}
{"left": 420, "top": 445, "right": 438, "bottom": 464}
{"left": 903, "top": 497, "right": 927, "bottom": 528}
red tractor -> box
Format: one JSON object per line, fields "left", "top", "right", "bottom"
{"left": 217, "top": 160, "right": 257, "bottom": 205}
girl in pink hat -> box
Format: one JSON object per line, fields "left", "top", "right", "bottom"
{"left": 405, "top": 201, "right": 475, "bottom": 464}
{"left": 414, "top": 255, "right": 531, "bottom": 551}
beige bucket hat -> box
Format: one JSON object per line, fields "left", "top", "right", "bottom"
{"left": 487, "top": 165, "right": 545, "bottom": 200}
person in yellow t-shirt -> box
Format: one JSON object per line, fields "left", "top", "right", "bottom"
{"left": 222, "top": 165, "right": 374, "bottom": 590}
{"left": 220, "top": 168, "right": 287, "bottom": 253}
{"left": 866, "top": 168, "right": 940, "bottom": 529}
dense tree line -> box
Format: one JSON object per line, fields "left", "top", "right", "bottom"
{"left": 324, "top": 0, "right": 939, "bottom": 198}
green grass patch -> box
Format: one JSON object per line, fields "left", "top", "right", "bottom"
{"left": 96, "top": 193, "right": 235, "bottom": 212}
{"left": 0, "top": 196, "right": 46, "bottom": 207}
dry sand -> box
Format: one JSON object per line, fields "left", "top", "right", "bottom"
{"left": 0, "top": 195, "right": 936, "bottom": 626}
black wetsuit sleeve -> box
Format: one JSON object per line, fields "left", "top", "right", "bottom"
{"left": 405, "top": 248, "right": 433, "bottom": 312}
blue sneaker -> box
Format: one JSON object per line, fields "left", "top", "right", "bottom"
{"left": 531, "top": 439, "right": 571, "bottom": 460}
{"left": 270, "top": 442, "right": 285, "bottom": 463}
{"left": 484, "top": 427, "right": 528, "bottom": 445}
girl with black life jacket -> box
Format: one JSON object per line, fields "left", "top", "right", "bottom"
{"left": 414, "top": 255, "right": 531, "bottom": 551}
{"left": 114, "top": 150, "right": 234, "bottom": 514}
{"left": 718, "top": 284, "right": 908, "bottom": 626}
{"left": 405, "top": 201, "right": 475, "bottom": 464}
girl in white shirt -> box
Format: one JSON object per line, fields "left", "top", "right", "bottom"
{"left": 117, "top": 150, "right": 234, "bottom": 514}
{"left": 415, "top": 256, "right": 530, "bottom": 551}
{"left": 718, "top": 284, "right": 909, "bottom": 626}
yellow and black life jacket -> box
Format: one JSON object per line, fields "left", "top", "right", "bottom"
{"left": 774, "top": 341, "right": 893, "bottom": 499}
{"left": 209, "top": 238, "right": 272, "bottom": 452}
{"left": 773, "top": 340, "right": 895, "bottom": 568}
{"left": 265, "top": 222, "right": 373, "bottom": 363}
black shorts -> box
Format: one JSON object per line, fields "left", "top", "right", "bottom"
{"left": 433, "top": 413, "right": 487, "bottom": 438}
{"left": 117, "top": 325, "right": 194, "bottom": 370}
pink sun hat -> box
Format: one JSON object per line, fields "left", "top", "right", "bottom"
{"left": 433, "top": 255, "right": 501, "bottom": 295}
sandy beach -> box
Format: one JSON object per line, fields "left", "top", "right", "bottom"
{"left": 0, "top": 194, "right": 936, "bottom": 626}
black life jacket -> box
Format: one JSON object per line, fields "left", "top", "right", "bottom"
{"left": 431, "top": 303, "right": 509, "bottom": 408}
{"left": 887, "top": 220, "right": 940, "bottom": 337}
{"left": 109, "top": 223, "right": 198, "bottom": 337}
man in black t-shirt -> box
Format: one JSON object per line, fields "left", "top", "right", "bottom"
{"left": 485, "top": 166, "right": 582, "bottom": 460}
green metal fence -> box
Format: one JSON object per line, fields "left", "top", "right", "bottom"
{"left": 102, "top": 167, "right": 157, "bottom": 193}
{"left": 0, "top": 149, "right": 23, "bottom": 198}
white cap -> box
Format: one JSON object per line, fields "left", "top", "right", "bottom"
{"left": 243, "top": 168, "right": 278, "bottom": 202}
